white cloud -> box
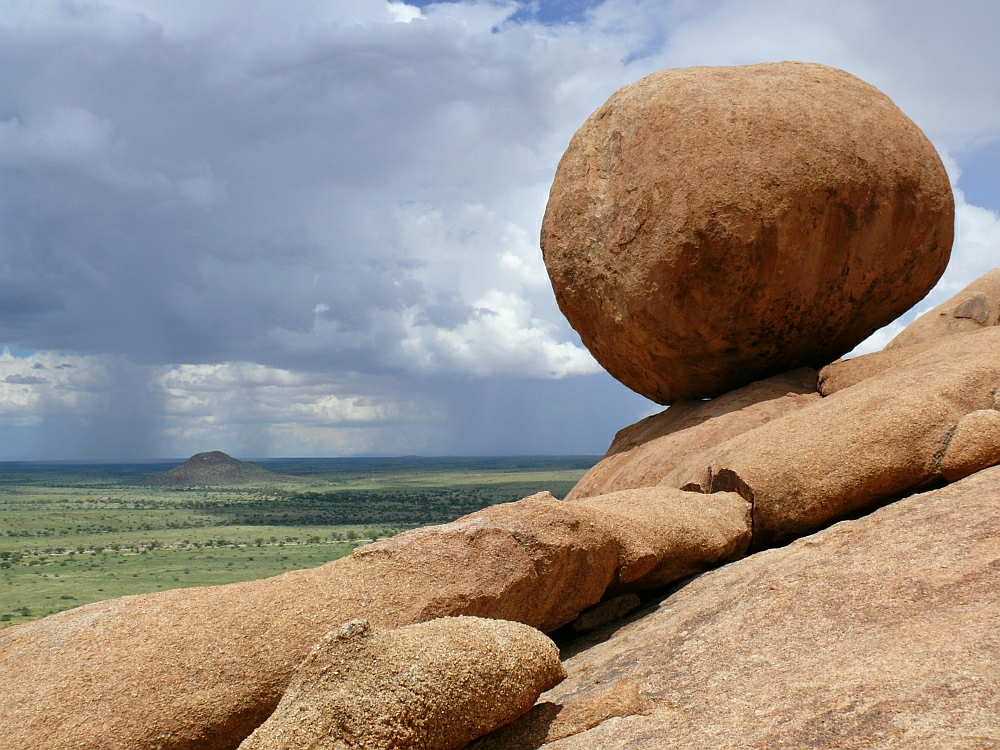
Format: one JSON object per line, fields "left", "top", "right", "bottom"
{"left": 387, "top": 2, "right": 422, "bottom": 23}
{"left": 157, "top": 362, "right": 431, "bottom": 456}
{"left": 0, "top": 349, "right": 446, "bottom": 457}
{"left": 398, "top": 289, "right": 601, "bottom": 377}
{"left": 159, "top": 363, "right": 394, "bottom": 425}
{"left": 0, "top": 349, "right": 109, "bottom": 424}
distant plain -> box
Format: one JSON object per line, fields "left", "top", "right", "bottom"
{"left": 0, "top": 456, "right": 596, "bottom": 628}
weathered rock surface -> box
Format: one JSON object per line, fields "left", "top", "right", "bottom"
{"left": 574, "top": 487, "right": 750, "bottom": 592}
{"left": 665, "top": 326, "right": 1000, "bottom": 546}
{"left": 888, "top": 266, "right": 1000, "bottom": 350}
{"left": 817, "top": 341, "right": 933, "bottom": 396}
{"left": 0, "top": 487, "right": 747, "bottom": 750}
{"left": 566, "top": 369, "right": 819, "bottom": 500}
{"left": 384, "top": 493, "right": 620, "bottom": 633}
{"left": 238, "top": 617, "right": 564, "bottom": 750}
{"left": 474, "top": 467, "right": 1000, "bottom": 749}
{"left": 542, "top": 62, "right": 953, "bottom": 404}
{"left": 940, "top": 408, "right": 1000, "bottom": 483}
{"left": 569, "top": 594, "right": 641, "bottom": 635}
{"left": 819, "top": 268, "right": 1000, "bottom": 396}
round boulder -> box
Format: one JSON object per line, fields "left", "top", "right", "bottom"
{"left": 541, "top": 62, "right": 954, "bottom": 403}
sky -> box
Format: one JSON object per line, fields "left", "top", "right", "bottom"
{"left": 0, "top": 0, "right": 997, "bottom": 460}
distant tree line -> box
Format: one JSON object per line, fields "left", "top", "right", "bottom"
{"left": 200, "top": 483, "right": 578, "bottom": 527}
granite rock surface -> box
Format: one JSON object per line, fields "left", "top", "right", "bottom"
{"left": 474, "top": 467, "right": 1000, "bottom": 749}
{"left": 665, "top": 326, "right": 1000, "bottom": 546}
{"left": 239, "top": 617, "right": 564, "bottom": 750}
{"left": 566, "top": 369, "right": 819, "bottom": 500}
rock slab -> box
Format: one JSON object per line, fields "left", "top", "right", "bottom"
{"left": 819, "top": 268, "right": 1000, "bottom": 396}
{"left": 888, "top": 266, "right": 1000, "bottom": 350}
{"left": 666, "top": 325, "right": 1000, "bottom": 546}
{"left": 239, "top": 617, "right": 565, "bottom": 750}
{"left": 476, "top": 466, "right": 1000, "bottom": 749}
{"left": 542, "top": 62, "right": 953, "bottom": 403}
{"left": 0, "top": 494, "right": 611, "bottom": 750}
{"left": 566, "top": 368, "right": 819, "bottom": 500}
{"left": 573, "top": 487, "right": 750, "bottom": 592}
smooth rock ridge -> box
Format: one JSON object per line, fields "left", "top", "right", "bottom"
{"left": 566, "top": 368, "right": 819, "bottom": 500}
{"left": 887, "top": 266, "right": 1000, "bottom": 350}
{"left": 819, "top": 267, "right": 1000, "bottom": 396}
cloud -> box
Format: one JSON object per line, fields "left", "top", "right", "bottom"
{"left": 0, "top": 108, "right": 114, "bottom": 166}
{"left": 0, "top": 349, "right": 165, "bottom": 459}
{"left": 0, "top": 0, "right": 617, "bottom": 377}
{"left": 0, "top": 349, "right": 640, "bottom": 458}
{"left": 157, "top": 362, "right": 430, "bottom": 457}
{"left": 387, "top": 2, "right": 423, "bottom": 23}
{"left": 0, "top": 0, "right": 997, "bottom": 458}
{"left": 4, "top": 373, "right": 49, "bottom": 385}
{"left": 398, "top": 289, "right": 601, "bottom": 378}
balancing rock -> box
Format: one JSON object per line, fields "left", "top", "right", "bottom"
{"left": 542, "top": 62, "right": 953, "bottom": 403}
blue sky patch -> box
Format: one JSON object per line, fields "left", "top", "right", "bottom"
{"left": 408, "top": 0, "right": 606, "bottom": 25}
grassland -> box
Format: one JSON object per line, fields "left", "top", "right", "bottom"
{"left": 0, "top": 456, "right": 595, "bottom": 628}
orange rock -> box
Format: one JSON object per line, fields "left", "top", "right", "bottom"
{"left": 475, "top": 467, "right": 1000, "bottom": 749}
{"left": 574, "top": 487, "right": 750, "bottom": 591}
{"left": 888, "top": 266, "right": 1000, "bottom": 350}
{"left": 819, "top": 269, "right": 1000, "bottom": 396}
{"left": 940, "top": 409, "right": 1000, "bottom": 483}
{"left": 566, "top": 369, "right": 818, "bottom": 500}
{"left": 0, "top": 493, "right": 610, "bottom": 750}
{"left": 542, "top": 62, "right": 953, "bottom": 404}
{"left": 666, "top": 327, "right": 1000, "bottom": 546}
{"left": 238, "top": 617, "right": 564, "bottom": 750}
{"left": 0, "top": 487, "right": 749, "bottom": 750}
{"left": 570, "top": 594, "right": 642, "bottom": 634}
{"left": 817, "top": 343, "right": 932, "bottom": 396}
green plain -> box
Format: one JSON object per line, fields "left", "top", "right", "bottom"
{"left": 0, "top": 456, "right": 596, "bottom": 629}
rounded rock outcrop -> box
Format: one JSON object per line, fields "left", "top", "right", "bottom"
{"left": 541, "top": 61, "right": 954, "bottom": 403}
{"left": 238, "top": 617, "right": 566, "bottom": 750}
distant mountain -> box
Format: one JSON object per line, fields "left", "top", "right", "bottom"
{"left": 145, "top": 451, "right": 286, "bottom": 487}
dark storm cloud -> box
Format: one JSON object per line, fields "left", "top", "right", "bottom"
{"left": 31, "top": 356, "right": 166, "bottom": 460}
{"left": 5, "top": 374, "right": 48, "bottom": 385}
{"left": 0, "top": 1, "right": 610, "bottom": 373}
{"left": 0, "top": 0, "right": 996, "bottom": 459}
{"left": 428, "top": 373, "right": 654, "bottom": 455}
